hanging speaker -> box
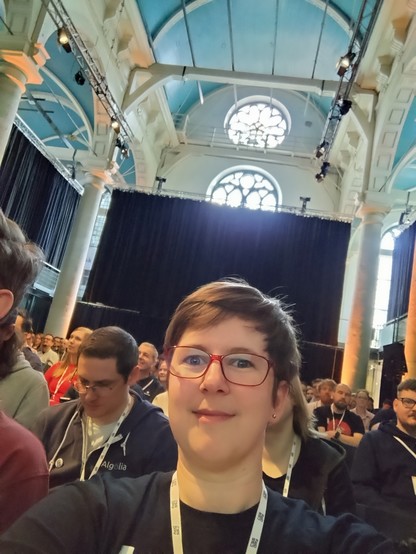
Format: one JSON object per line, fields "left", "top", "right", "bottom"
{"left": 382, "top": 342, "right": 407, "bottom": 377}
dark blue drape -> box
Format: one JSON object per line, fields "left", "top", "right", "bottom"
{"left": 84, "top": 190, "right": 350, "bottom": 349}
{"left": 0, "top": 126, "right": 80, "bottom": 268}
{"left": 387, "top": 222, "right": 416, "bottom": 321}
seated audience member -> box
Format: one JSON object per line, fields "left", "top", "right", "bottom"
{"left": 15, "top": 309, "right": 43, "bottom": 372}
{"left": 156, "top": 355, "right": 168, "bottom": 389}
{"left": 263, "top": 375, "right": 355, "bottom": 516}
{"left": 33, "top": 326, "right": 177, "bottom": 489}
{"left": 136, "top": 341, "right": 164, "bottom": 401}
{"left": 311, "top": 378, "right": 322, "bottom": 401}
{"left": 0, "top": 209, "right": 49, "bottom": 532}
{"left": 307, "top": 378, "right": 336, "bottom": 413}
{"left": 0, "top": 281, "right": 396, "bottom": 553}
{"left": 0, "top": 411, "right": 49, "bottom": 533}
{"left": 152, "top": 357, "right": 169, "bottom": 416}
{"left": 38, "top": 333, "right": 59, "bottom": 371}
{"left": 351, "top": 379, "right": 416, "bottom": 541}
{"left": 33, "top": 333, "right": 43, "bottom": 351}
{"left": 52, "top": 336, "right": 63, "bottom": 356}
{"left": 350, "top": 389, "right": 374, "bottom": 432}
{"left": 370, "top": 398, "right": 397, "bottom": 430}
{"left": 314, "top": 383, "right": 364, "bottom": 448}
{"left": 0, "top": 212, "right": 49, "bottom": 429}
{"left": 306, "top": 384, "right": 315, "bottom": 402}
{"left": 44, "top": 326, "right": 92, "bottom": 405}
{"left": 368, "top": 396, "right": 375, "bottom": 412}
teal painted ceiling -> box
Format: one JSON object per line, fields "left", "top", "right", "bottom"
{"left": 135, "top": 0, "right": 377, "bottom": 116}
{"left": 7, "top": 0, "right": 415, "bottom": 191}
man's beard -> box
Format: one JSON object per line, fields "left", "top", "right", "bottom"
{"left": 333, "top": 400, "right": 347, "bottom": 412}
{"left": 398, "top": 415, "right": 416, "bottom": 437}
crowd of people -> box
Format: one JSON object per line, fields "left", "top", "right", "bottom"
{"left": 0, "top": 208, "right": 415, "bottom": 552}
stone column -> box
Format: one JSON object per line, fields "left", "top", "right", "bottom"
{"left": 0, "top": 39, "right": 48, "bottom": 163}
{"left": 404, "top": 237, "right": 416, "bottom": 378}
{"left": 342, "top": 200, "right": 389, "bottom": 390}
{"left": 44, "top": 174, "right": 105, "bottom": 337}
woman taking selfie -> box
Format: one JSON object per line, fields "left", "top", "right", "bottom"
{"left": 1, "top": 280, "right": 394, "bottom": 553}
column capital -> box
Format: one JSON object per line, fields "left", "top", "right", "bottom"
{"left": 354, "top": 191, "right": 392, "bottom": 222}
{"left": 0, "top": 37, "right": 49, "bottom": 86}
{"left": 80, "top": 158, "right": 116, "bottom": 186}
{"left": 79, "top": 172, "right": 107, "bottom": 193}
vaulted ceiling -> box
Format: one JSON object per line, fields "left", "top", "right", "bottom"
{"left": 3, "top": 0, "right": 416, "bottom": 211}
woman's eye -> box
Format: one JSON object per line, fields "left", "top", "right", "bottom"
{"left": 183, "top": 356, "right": 203, "bottom": 365}
{"left": 227, "top": 357, "right": 253, "bottom": 369}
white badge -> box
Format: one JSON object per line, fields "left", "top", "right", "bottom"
{"left": 55, "top": 458, "right": 64, "bottom": 468}
{"left": 412, "top": 476, "right": 416, "bottom": 496}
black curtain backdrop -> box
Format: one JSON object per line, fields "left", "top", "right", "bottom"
{"left": 84, "top": 190, "right": 350, "bottom": 350}
{"left": 387, "top": 222, "right": 416, "bottom": 321}
{"left": 0, "top": 126, "right": 80, "bottom": 268}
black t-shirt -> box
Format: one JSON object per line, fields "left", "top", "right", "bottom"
{"left": 314, "top": 406, "right": 365, "bottom": 435}
{"left": 0, "top": 471, "right": 394, "bottom": 553}
{"left": 137, "top": 376, "right": 165, "bottom": 402}
{"left": 263, "top": 437, "right": 356, "bottom": 515}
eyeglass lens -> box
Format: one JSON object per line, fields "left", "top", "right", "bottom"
{"left": 169, "top": 347, "right": 270, "bottom": 385}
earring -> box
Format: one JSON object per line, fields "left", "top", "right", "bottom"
{"left": 272, "top": 413, "right": 277, "bottom": 419}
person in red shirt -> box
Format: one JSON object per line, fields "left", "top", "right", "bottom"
{"left": 0, "top": 411, "right": 48, "bottom": 533}
{"left": 44, "top": 326, "right": 92, "bottom": 405}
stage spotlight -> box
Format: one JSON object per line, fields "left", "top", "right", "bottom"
{"left": 315, "top": 162, "right": 330, "bottom": 183}
{"left": 339, "top": 99, "right": 352, "bottom": 116}
{"left": 57, "top": 28, "right": 72, "bottom": 53}
{"left": 115, "top": 137, "right": 129, "bottom": 159}
{"left": 121, "top": 144, "right": 129, "bottom": 159}
{"left": 111, "top": 117, "right": 121, "bottom": 134}
{"left": 75, "top": 70, "right": 85, "bottom": 86}
{"left": 337, "top": 51, "right": 355, "bottom": 77}
{"left": 315, "top": 141, "right": 328, "bottom": 159}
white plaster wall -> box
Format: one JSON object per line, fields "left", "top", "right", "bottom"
{"left": 162, "top": 153, "right": 339, "bottom": 213}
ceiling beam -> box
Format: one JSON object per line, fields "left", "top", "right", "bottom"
{"left": 123, "top": 62, "right": 353, "bottom": 112}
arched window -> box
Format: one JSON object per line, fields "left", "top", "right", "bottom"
{"left": 224, "top": 96, "right": 290, "bottom": 149}
{"left": 372, "top": 227, "right": 398, "bottom": 344}
{"left": 207, "top": 167, "right": 281, "bottom": 211}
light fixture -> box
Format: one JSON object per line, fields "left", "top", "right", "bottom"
{"left": 337, "top": 51, "right": 355, "bottom": 77}
{"left": 57, "top": 28, "right": 72, "bottom": 53}
{"left": 74, "top": 70, "right": 85, "bottom": 86}
{"left": 115, "top": 137, "right": 129, "bottom": 159}
{"left": 315, "top": 141, "right": 328, "bottom": 159}
{"left": 121, "top": 144, "right": 129, "bottom": 159}
{"left": 300, "top": 196, "right": 311, "bottom": 213}
{"left": 155, "top": 176, "right": 167, "bottom": 192}
{"left": 315, "top": 162, "right": 330, "bottom": 182}
{"left": 111, "top": 117, "right": 121, "bottom": 134}
{"left": 338, "top": 99, "right": 352, "bottom": 116}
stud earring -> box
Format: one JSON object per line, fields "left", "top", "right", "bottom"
{"left": 272, "top": 413, "right": 277, "bottom": 419}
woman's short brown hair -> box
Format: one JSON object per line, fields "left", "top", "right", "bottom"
{"left": 164, "top": 279, "right": 301, "bottom": 387}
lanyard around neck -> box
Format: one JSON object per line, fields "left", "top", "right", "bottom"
{"left": 394, "top": 435, "right": 416, "bottom": 460}
{"left": 80, "top": 396, "right": 132, "bottom": 481}
{"left": 52, "top": 365, "right": 76, "bottom": 400}
{"left": 170, "top": 471, "right": 268, "bottom": 554}
{"left": 282, "top": 435, "right": 300, "bottom": 498}
{"left": 331, "top": 408, "right": 345, "bottom": 431}
{"left": 141, "top": 378, "right": 154, "bottom": 392}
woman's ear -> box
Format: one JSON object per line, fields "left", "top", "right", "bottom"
{"left": 269, "top": 380, "right": 289, "bottom": 423}
{"left": 0, "top": 289, "right": 14, "bottom": 320}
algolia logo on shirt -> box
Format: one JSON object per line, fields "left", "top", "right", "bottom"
{"left": 101, "top": 461, "right": 127, "bottom": 471}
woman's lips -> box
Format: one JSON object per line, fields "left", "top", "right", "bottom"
{"left": 193, "top": 409, "right": 234, "bottom": 423}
